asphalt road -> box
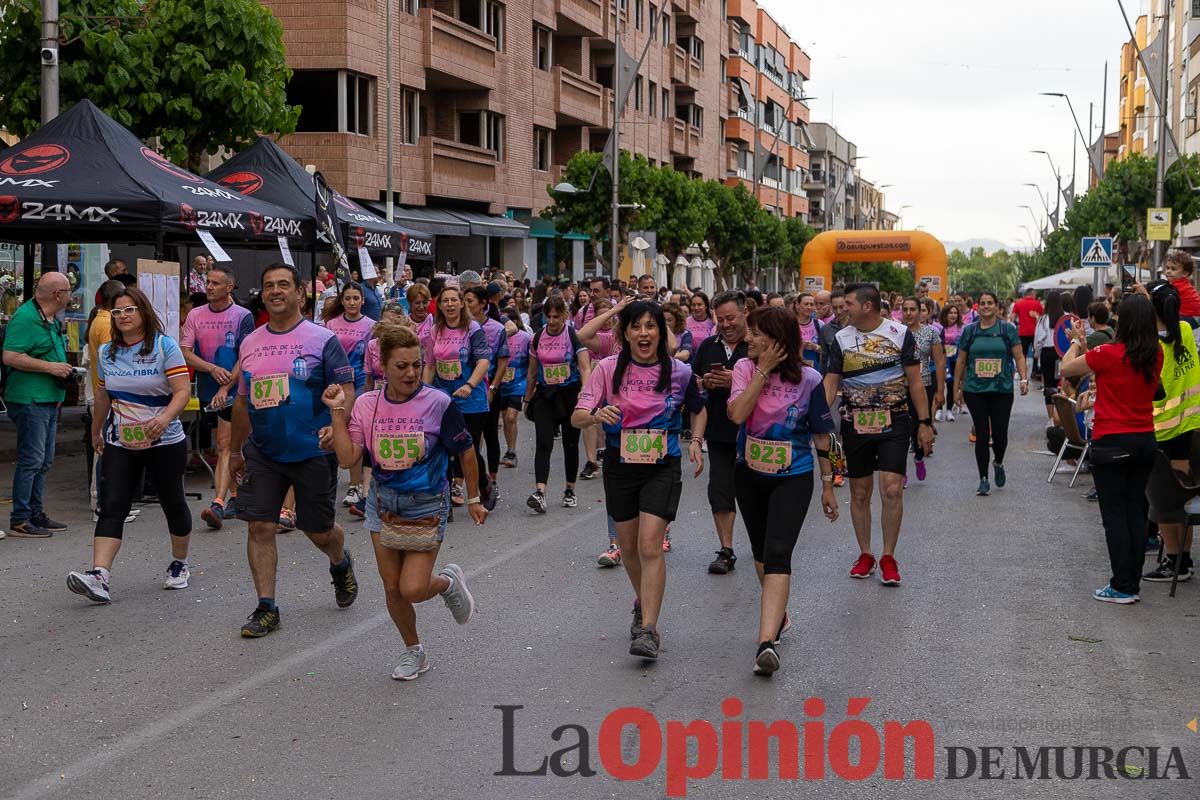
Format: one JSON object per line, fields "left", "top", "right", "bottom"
{"left": 2, "top": 391, "right": 1198, "bottom": 799}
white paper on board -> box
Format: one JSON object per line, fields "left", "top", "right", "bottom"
{"left": 278, "top": 236, "right": 294, "bottom": 266}
{"left": 358, "top": 246, "right": 378, "bottom": 280}
{"left": 197, "top": 230, "right": 231, "bottom": 262}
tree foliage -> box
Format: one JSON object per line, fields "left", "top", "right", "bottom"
{"left": 0, "top": 0, "right": 298, "bottom": 171}
{"left": 832, "top": 262, "right": 914, "bottom": 297}
{"left": 546, "top": 151, "right": 816, "bottom": 290}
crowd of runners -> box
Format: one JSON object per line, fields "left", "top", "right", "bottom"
{"left": 6, "top": 252, "right": 1195, "bottom": 680}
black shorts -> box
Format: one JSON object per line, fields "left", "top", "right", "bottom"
{"left": 1019, "top": 335, "right": 1034, "bottom": 355}
{"left": 201, "top": 405, "right": 233, "bottom": 427}
{"left": 602, "top": 455, "right": 683, "bottom": 523}
{"left": 496, "top": 394, "right": 524, "bottom": 412}
{"left": 706, "top": 441, "right": 737, "bottom": 513}
{"left": 840, "top": 414, "right": 912, "bottom": 479}
{"left": 236, "top": 443, "right": 339, "bottom": 533}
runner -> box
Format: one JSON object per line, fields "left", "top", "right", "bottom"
{"left": 420, "top": 285, "right": 494, "bottom": 507}
{"left": 323, "top": 282, "right": 376, "bottom": 507}
{"left": 406, "top": 283, "right": 434, "bottom": 346}
{"left": 1141, "top": 281, "right": 1199, "bottom": 583}
{"left": 685, "top": 291, "right": 716, "bottom": 346}
{"left": 572, "top": 300, "right": 707, "bottom": 660}
{"left": 902, "top": 297, "right": 945, "bottom": 483}
{"left": 578, "top": 296, "right": 621, "bottom": 481}
{"left": 523, "top": 296, "right": 590, "bottom": 512}
{"left": 363, "top": 301, "right": 410, "bottom": 393}
{"left": 1033, "top": 290, "right": 1066, "bottom": 426}
{"left": 466, "top": 285, "right": 510, "bottom": 500}
{"left": 499, "top": 309, "right": 532, "bottom": 469}
{"left": 952, "top": 291, "right": 1028, "bottom": 496}
{"left": 181, "top": 266, "right": 255, "bottom": 529}
{"left": 1012, "top": 287, "right": 1043, "bottom": 371}
{"left": 823, "top": 283, "right": 934, "bottom": 586}
{"left": 228, "top": 264, "right": 359, "bottom": 637}
{"left": 1059, "top": 294, "right": 1162, "bottom": 604}
{"left": 792, "top": 292, "right": 823, "bottom": 370}
{"left": 67, "top": 286, "right": 194, "bottom": 602}
{"left": 323, "top": 324, "right": 485, "bottom": 680}
{"left": 727, "top": 306, "right": 838, "bottom": 675}
{"left": 936, "top": 304, "right": 963, "bottom": 421}
{"left": 693, "top": 290, "right": 751, "bottom": 573}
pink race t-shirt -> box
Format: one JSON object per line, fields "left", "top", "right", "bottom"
{"left": 729, "top": 358, "right": 834, "bottom": 476}
{"left": 685, "top": 315, "right": 716, "bottom": 345}
{"left": 326, "top": 314, "right": 375, "bottom": 387}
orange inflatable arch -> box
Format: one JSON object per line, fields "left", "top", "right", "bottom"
{"left": 799, "top": 230, "right": 949, "bottom": 303}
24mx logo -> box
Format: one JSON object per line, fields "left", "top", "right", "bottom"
{"left": 5, "top": 201, "right": 118, "bottom": 223}
{"left": 0, "top": 177, "right": 59, "bottom": 188}
{"left": 0, "top": 144, "right": 70, "bottom": 176}
{"left": 141, "top": 147, "right": 201, "bottom": 183}
{"left": 181, "top": 185, "right": 244, "bottom": 202}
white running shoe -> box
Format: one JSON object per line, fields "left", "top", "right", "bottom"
{"left": 343, "top": 485, "right": 364, "bottom": 507}
{"left": 934, "top": 409, "right": 945, "bottom": 422}
{"left": 392, "top": 645, "right": 430, "bottom": 680}
{"left": 946, "top": 410, "right": 956, "bottom": 422}
{"left": 163, "top": 560, "right": 190, "bottom": 590}
{"left": 67, "top": 569, "right": 111, "bottom": 603}
{"left": 93, "top": 509, "right": 137, "bottom": 523}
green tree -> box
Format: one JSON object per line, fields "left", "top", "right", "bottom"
{"left": 833, "top": 262, "right": 914, "bottom": 296}
{"left": 644, "top": 165, "right": 714, "bottom": 267}
{"left": 0, "top": 0, "right": 298, "bottom": 171}
{"left": 700, "top": 179, "right": 758, "bottom": 291}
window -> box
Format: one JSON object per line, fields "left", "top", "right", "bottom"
{"left": 535, "top": 25, "right": 552, "bottom": 71}
{"left": 762, "top": 100, "right": 783, "bottom": 133}
{"left": 649, "top": 4, "right": 658, "bottom": 36}
{"left": 648, "top": 80, "right": 657, "bottom": 116}
{"left": 595, "top": 64, "right": 614, "bottom": 89}
{"left": 486, "top": 112, "right": 505, "bottom": 160}
{"left": 534, "top": 127, "right": 551, "bottom": 171}
{"left": 458, "top": 112, "right": 481, "bottom": 147}
{"left": 689, "top": 37, "right": 703, "bottom": 61}
{"left": 344, "top": 73, "right": 373, "bottom": 135}
{"left": 484, "top": 0, "right": 505, "bottom": 51}
{"left": 691, "top": 105, "right": 703, "bottom": 131}
{"left": 720, "top": 56, "right": 726, "bottom": 83}
{"left": 288, "top": 71, "right": 339, "bottom": 132}
{"left": 635, "top": 0, "right": 643, "bottom": 29}
{"left": 737, "top": 25, "right": 754, "bottom": 60}
{"left": 662, "top": 12, "right": 670, "bottom": 46}
{"left": 662, "top": 87, "right": 670, "bottom": 119}
{"left": 401, "top": 87, "right": 420, "bottom": 145}
{"left": 634, "top": 76, "right": 643, "bottom": 111}
{"left": 401, "top": 0, "right": 419, "bottom": 12}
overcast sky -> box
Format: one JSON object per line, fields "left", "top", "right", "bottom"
{"left": 765, "top": 0, "right": 1142, "bottom": 249}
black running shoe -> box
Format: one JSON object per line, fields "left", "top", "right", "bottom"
{"left": 629, "top": 624, "right": 660, "bottom": 660}
{"left": 330, "top": 550, "right": 359, "bottom": 608}
{"left": 580, "top": 462, "right": 599, "bottom": 480}
{"left": 32, "top": 513, "right": 67, "bottom": 532}
{"left": 708, "top": 548, "right": 736, "bottom": 574}
{"left": 630, "top": 602, "right": 643, "bottom": 640}
{"left": 754, "top": 641, "right": 780, "bottom": 676}
{"left": 240, "top": 603, "right": 281, "bottom": 637}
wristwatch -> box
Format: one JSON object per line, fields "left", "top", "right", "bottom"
{"left": 918, "top": 418, "right": 933, "bottom": 427}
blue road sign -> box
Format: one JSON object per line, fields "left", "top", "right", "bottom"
{"left": 1080, "top": 236, "right": 1114, "bottom": 267}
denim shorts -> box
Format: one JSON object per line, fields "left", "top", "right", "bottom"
{"left": 365, "top": 481, "right": 450, "bottom": 541}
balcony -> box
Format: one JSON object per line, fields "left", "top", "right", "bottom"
{"left": 1134, "top": 78, "right": 1147, "bottom": 110}
{"left": 671, "top": 0, "right": 701, "bottom": 22}
{"left": 556, "top": 0, "right": 604, "bottom": 37}
{"left": 803, "top": 170, "right": 825, "bottom": 190}
{"left": 724, "top": 115, "right": 755, "bottom": 143}
{"left": 671, "top": 45, "right": 702, "bottom": 91}
{"left": 555, "top": 66, "right": 609, "bottom": 128}
{"left": 670, "top": 118, "right": 701, "bottom": 159}
{"left": 422, "top": 136, "right": 498, "bottom": 204}
{"left": 421, "top": 8, "right": 497, "bottom": 90}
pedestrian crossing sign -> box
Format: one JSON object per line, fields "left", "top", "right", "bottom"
{"left": 1080, "top": 236, "right": 1113, "bottom": 267}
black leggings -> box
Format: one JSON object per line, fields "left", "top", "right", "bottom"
{"left": 452, "top": 412, "right": 492, "bottom": 496}
{"left": 733, "top": 466, "right": 814, "bottom": 575}
{"left": 483, "top": 402, "right": 503, "bottom": 475}
{"left": 962, "top": 391, "right": 1014, "bottom": 478}
{"left": 909, "top": 381, "right": 935, "bottom": 462}
{"left": 1091, "top": 432, "right": 1156, "bottom": 595}
{"left": 532, "top": 390, "right": 580, "bottom": 486}
{"left": 1039, "top": 347, "right": 1059, "bottom": 404}
{"left": 96, "top": 440, "right": 192, "bottom": 540}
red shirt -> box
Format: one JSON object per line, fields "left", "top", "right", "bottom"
{"left": 1170, "top": 277, "right": 1200, "bottom": 317}
{"left": 1012, "top": 296, "right": 1043, "bottom": 337}
{"left": 1085, "top": 342, "right": 1162, "bottom": 438}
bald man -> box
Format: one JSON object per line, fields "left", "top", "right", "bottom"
{"left": 815, "top": 290, "right": 834, "bottom": 325}
{"left": 3, "top": 272, "right": 73, "bottom": 537}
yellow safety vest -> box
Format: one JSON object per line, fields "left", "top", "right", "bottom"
{"left": 1154, "top": 321, "right": 1200, "bottom": 441}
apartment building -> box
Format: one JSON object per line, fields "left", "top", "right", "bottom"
{"left": 804, "top": 122, "right": 855, "bottom": 232}
{"left": 262, "top": 0, "right": 813, "bottom": 275}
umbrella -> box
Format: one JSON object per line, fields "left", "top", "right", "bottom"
{"left": 654, "top": 253, "right": 670, "bottom": 290}
{"left": 672, "top": 255, "right": 688, "bottom": 291}
{"left": 702, "top": 258, "right": 716, "bottom": 295}
{"left": 631, "top": 236, "right": 649, "bottom": 274}
{"left": 688, "top": 256, "right": 703, "bottom": 291}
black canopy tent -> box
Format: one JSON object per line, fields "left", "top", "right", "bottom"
{"left": 204, "top": 136, "right": 433, "bottom": 266}
{"left": 0, "top": 100, "right": 311, "bottom": 295}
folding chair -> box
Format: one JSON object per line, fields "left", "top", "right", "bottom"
{"left": 1047, "top": 394, "right": 1089, "bottom": 487}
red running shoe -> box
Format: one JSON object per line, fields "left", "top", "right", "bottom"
{"left": 850, "top": 553, "right": 876, "bottom": 579}
{"left": 879, "top": 555, "right": 901, "bottom": 586}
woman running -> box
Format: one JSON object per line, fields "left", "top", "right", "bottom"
{"left": 663, "top": 302, "right": 694, "bottom": 363}
{"left": 571, "top": 287, "right": 592, "bottom": 329}
{"left": 686, "top": 291, "right": 716, "bottom": 346}
{"left": 1060, "top": 294, "right": 1161, "bottom": 603}
{"left": 524, "top": 296, "right": 590, "bottom": 512}
{"left": 1034, "top": 290, "right": 1065, "bottom": 426}
{"left": 953, "top": 291, "right": 1028, "bottom": 496}
{"left": 323, "top": 282, "right": 375, "bottom": 506}
{"left": 727, "top": 306, "right": 837, "bottom": 675}
{"left": 68, "top": 286, "right": 193, "bottom": 603}
{"left": 324, "top": 324, "right": 485, "bottom": 680}
{"left": 364, "top": 300, "right": 410, "bottom": 393}
{"left": 902, "top": 297, "right": 945, "bottom": 482}
{"left": 465, "top": 286, "right": 510, "bottom": 500}
{"left": 937, "top": 304, "right": 963, "bottom": 421}
{"left": 571, "top": 300, "right": 707, "bottom": 661}
{"left": 421, "top": 285, "right": 494, "bottom": 506}
{"left": 499, "top": 309, "right": 532, "bottom": 469}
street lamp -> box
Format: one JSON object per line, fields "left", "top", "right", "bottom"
{"left": 1018, "top": 225, "right": 1037, "bottom": 251}
{"left": 1039, "top": 92, "right": 1104, "bottom": 180}
{"left": 898, "top": 204, "right": 912, "bottom": 229}
{"left": 551, "top": 180, "right": 645, "bottom": 278}
{"left": 1030, "top": 149, "right": 1070, "bottom": 207}
{"left": 1023, "top": 183, "right": 1053, "bottom": 223}
{"left": 1018, "top": 204, "right": 1042, "bottom": 234}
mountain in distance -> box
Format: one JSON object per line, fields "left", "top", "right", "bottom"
{"left": 941, "top": 238, "right": 1022, "bottom": 255}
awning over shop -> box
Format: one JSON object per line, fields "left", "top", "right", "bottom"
{"left": 450, "top": 210, "right": 529, "bottom": 238}
{"left": 368, "top": 204, "right": 471, "bottom": 237}
{"left": 529, "top": 218, "right": 589, "bottom": 240}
